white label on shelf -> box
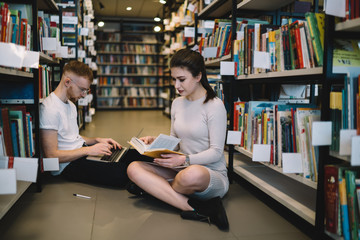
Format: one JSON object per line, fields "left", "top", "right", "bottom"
{"left": 0, "top": 42, "right": 25, "bottom": 68}
{"left": 351, "top": 136, "right": 360, "bottom": 166}
{"left": 0, "top": 169, "right": 16, "bottom": 194}
{"left": 187, "top": 3, "right": 196, "bottom": 12}
{"left": 203, "top": 20, "right": 215, "bottom": 29}
{"left": 339, "top": 129, "right": 357, "bottom": 156}
{"left": 282, "top": 153, "right": 303, "bottom": 173}
{"left": 184, "top": 27, "right": 195, "bottom": 38}
{"left": 203, "top": 47, "right": 217, "bottom": 58}
{"left": 252, "top": 144, "right": 271, "bottom": 162}
{"left": 80, "top": 28, "right": 89, "bottom": 36}
{"left": 60, "top": 46, "right": 68, "bottom": 58}
{"left": 42, "top": 37, "right": 57, "bottom": 51}
{"left": 220, "top": 61, "right": 235, "bottom": 76}
{"left": 204, "top": 0, "right": 211, "bottom": 5}
{"left": 78, "top": 98, "right": 88, "bottom": 106}
{"left": 78, "top": 50, "right": 86, "bottom": 58}
{"left": 325, "top": 0, "right": 345, "bottom": 17}
{"left": 62, "top": 16, "right": 78, "bottom": 24}
{"left": 312, "top": 121, "right": 332, "bottom": 146}
{"left": 13, "top": 157, "right": 38, "bottom": 183}
{"left": 43, "top": 158, "right": 60, "bottom": 171}
{"left": 51, "top": 15, "right": 59, "bottom": 24}
{"left": 84, "top": 15, "right": 91, "bottom": 22}
{"left": 253, "top": 51, "right": 271, "bottom": 69}
{"left": 226, "top": 131, "right": 242, "bottom": 145}
{"left": 22, "top": 51, "right": 39, "bottom": 69}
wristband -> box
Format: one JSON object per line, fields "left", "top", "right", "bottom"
{"left": 184, "top": 155, "right": 190, "bottom": 166}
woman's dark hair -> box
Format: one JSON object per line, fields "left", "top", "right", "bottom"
{"left": 170, "top": 49, "right": 216, "bottom": 103}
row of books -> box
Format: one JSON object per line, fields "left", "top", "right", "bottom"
{"left": 98, "top": 76, "right": 158, "bottom": 86}
{"left": 38, "top": 11, "right": 60, "bottom": 53}
{"left": 233, "top": 12, "right": 324, "bottom": 76}
{"left": 0, "top": 107, "right": 34, "bottom": 158}
{"left": 233, "top": 101, "right": 320, "bottom": 182}
{"left": 97, "top": 43, "right": 158, "bottom": 53}
{"left": 344, "top": 0, "right": 360, "bottom": 20}
{"left": 209, "top": 81, "right": 224, "bottom": 103}
{"left": 96, "top": 55, "right": 161, "bottom": 64}
{"left": 97, "top": 31, "right": 158, "bottom": 43}
{"left": 98, "top": 87, "right": 157, "bottom": 98}
{"left": 98, "top": 66, "right": 160, "bottom": 75}
{"left": 324, "top": 165, "right": 360, "bottom": 239}
{"left": 0, "top": 2, "right": 31, "bottom": 49}
{"left": 97, "top": 97, "right": 158, "bottom": 108}
{"left": 330, "top": 74, "right": 360, "bottom": 152}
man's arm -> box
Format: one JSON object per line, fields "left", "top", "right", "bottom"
{"left": 40, "top": 129, "right": 113, "bottom": 163}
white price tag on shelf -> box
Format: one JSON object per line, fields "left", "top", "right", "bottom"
{"left": 220, "top": 61, "right": 235, "bottom": 76}
{"left": 0, "top": 42, "right": 25, "bottom": 68}
{"left": 282, "top": 153, "right": 303, "bottom": 173}
{"left": 226, "top": 131, "right": 242, "bottom": 145}
{"left": 339, "top": 129, "right": 357, "bottom": 156}
{"left": 252, "top": 144, "right": 271, "bottom": 162}
{"left": 22, "top": 51, "right": 39, "bottom": 69}
{"left": 351, "top": 136, "right": 360, "bottom": 166}
{"left": 203, "top": 47, "right": 217, "bottom": 58}
{"left": 0, "top": 169, "right": 16, "bottom": 194}
{"left": 78, "top": 98, "right": 88, "bottom": 106}
{"left": 253, "top": 51, "right": 270, "bottom": 69}
{"left": 184, "top": 27, "right": 195, "bottom": 38}
{"left": 204, "top": 20, "right": 215, "bottom": 29}
{"left": 43, "top": 158, "right": 59, "bottom": 171}
{"left": 13, "top": 157, "right": 38, "bottom": 183}
{"left": 325, "top": 0, "right": 345, "bottom": 17}
{"left": 80, "top": 28, "right": 89, "bottom": 36}
{"left": 312, "top": 121, "right": 332, "bottom": 146}
{"left": 187, "top": 3, "right": 196, "bottom": 12}
{"left": 43, "top": 37, "right": 57, "bottom": 50}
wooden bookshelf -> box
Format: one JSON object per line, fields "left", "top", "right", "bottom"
{"left": 335, "top": 18, "right": 360, "bottom": 32}
{"left": 237, "top": 0, "right": 295, "bottom": 11}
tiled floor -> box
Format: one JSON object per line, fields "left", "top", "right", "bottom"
{"left": 0, "top": 110, "right": 311, "bottom": 240}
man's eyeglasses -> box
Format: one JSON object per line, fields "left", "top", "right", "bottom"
{"left": 69, "top": 78, "right": 90, "bottom": 95}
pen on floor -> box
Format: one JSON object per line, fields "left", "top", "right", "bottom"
{"left": 73, "top": 193, "right": 91, "bottom": 199}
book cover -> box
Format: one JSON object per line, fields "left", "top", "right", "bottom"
{"left": 339, "top": 177, "right": 351, "bottom": 240}
{"left": 345, "top": 170, "right": 359, "bottom": 240}
{"left": 305, "top": 12, "right": 323, "bottom": 66}
{"left": 0, "top": 108, "right": 13, "bottom": 156}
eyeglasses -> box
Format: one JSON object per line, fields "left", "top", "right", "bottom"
{"left": 69, "top": 78, "right": 90, "bottom": 95}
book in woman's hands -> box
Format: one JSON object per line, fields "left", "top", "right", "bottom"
{"left": 128, "top": 134, "right": 184, "bottom": 158}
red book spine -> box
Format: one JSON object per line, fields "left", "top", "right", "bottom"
{"left": 294, "top": 26, "right": 304, "bottom": 69}
{"left": 324, "top": 165, "right": 339, "bottom": 234}
{"left": 357, "top": 94, "right": 359, "bottom": 135}
{"left": 291, "top": 108, "right": 297, "bottom": 152}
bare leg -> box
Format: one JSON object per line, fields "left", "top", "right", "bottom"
{"left": 171, "top": 165, "right": 210, "bottom": 195}
{"left": 127, "top": 161, "right": 193, "bottom": 211}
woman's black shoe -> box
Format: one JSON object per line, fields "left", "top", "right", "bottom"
{"left": 126, "top": 181, "right": 147, "bottom": 197}
{"left": 180, "top": 196, "right": 229, "bottom": 231}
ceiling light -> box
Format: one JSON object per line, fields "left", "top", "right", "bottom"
{"left": 159, "top": 0, "right": 166, "bottom": 4}
{"left": 154, "top": 15, "right": 161, "bottom": 22}
{"left": 154, "top": 26, "right": 161, "bottom": 32}
{"left": 126, "top": 7, "right": 132, "bottom": 11}
{"left": 99, "top": 1, "right": 105, "bottom": 10}
{"left": 98, "top": 21, "right": 104, "bottom": 27}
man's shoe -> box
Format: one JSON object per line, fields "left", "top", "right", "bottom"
{"left": 126, "top": 181, "right": 147, "bottom": 197}
{"left": 181, "top": 196, "right": 229, "bottom": 231}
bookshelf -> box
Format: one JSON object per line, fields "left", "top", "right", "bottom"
{"left": 95, "top": 20, "right": 164, "bottom": 110}
{"left": 0, "top": 0, "right": 60, "bottom": 219}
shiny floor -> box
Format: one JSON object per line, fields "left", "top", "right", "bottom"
{"left": 0, "top": 110, "right": 311, "bottom": 240}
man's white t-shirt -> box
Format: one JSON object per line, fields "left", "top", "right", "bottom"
{"left": 40, "top": 92, "right": 85, "bottom": 175}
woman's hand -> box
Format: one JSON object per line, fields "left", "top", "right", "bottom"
{"left": 153, "top": 154, "right": 186, "bottom": 168}
{"left": 139, "top": 136, "right": 156, "bottom": 145}
{"left": 96, "top": 137, "right": 122, "bottom": 150}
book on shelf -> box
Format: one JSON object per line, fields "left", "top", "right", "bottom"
{"left": 128, "top": 134, "right": 183, "bottom": 158}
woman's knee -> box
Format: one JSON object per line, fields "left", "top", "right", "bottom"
{"left": 127, "top": 161, "right": 143, "bottom": 179}
{"left": 177, "top": 165, "right": 209, "bottom": 187}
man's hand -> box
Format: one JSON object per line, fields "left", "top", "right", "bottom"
{"left": 153, "top": 154, "right": 186, "bottom": 168}
{"left": 96, "top": 137, "right": 122, "bottom": 150}
{"left": 87, "top": 142, "right": 113, "bottom": 156}
{"left": 139, "top": 136, "right": 156, "bottom": 145}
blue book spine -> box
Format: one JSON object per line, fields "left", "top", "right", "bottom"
{"left": 339, "top": 178, "right": 351, "bottom": 240}
{"left": 10, "top": 121, "right": 19, "bottom": 157}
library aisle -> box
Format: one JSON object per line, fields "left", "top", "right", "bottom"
{"left": 0, "top": 111, "right": 309, "bottom": 240}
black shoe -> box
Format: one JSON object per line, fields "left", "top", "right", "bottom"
{"left": 126, "top": 181, "right": 147, "bottom": 197}
{"left": 181, "top": 197, "right": 229, "bottom": 231}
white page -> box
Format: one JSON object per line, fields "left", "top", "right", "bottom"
{"left": 226, "top": 131, "right": 242, "bottom": 145}
{"left": 203, "top": 47, "right": 218, "bottom": 58}
{"left": 282, "top": 153, "right": 303, "bottom": 173}
{"left": 0, "top": 42, "right": 25, "bottom": 68}
{"left": 220, "top": 61, "right": 235, "bottom": 75}
{"left": 13, "top": 157, "right": 38, "bottom": 183}
{"left": 253, "top": 51, "right": 271, "bottom": 69}
{"left": 351, "top": 136, "right": 360, "bottom": 166}
{"left": 43, "top": 158, "right": 60, "bottom": 171}
{"left": 22, "top": 51, "right": 39, "bottom": 69}
{"left": 325, "top": 0, "right": 345, "bottom": 17}
{"left": 42, "top": 37, "right": 57, "bottom": 50}
{"left": 149, "top": 134, "right": 181, "bottom": 151}
{"left": 184, "top": 27, "right": 195, "bottom": 38}
{"left": 312, "top": 121, "right": 332, "bottom": 146}
{"left": 339, "top": 129, "right": 357, "bottom": 156}
{"left": 0, "top": 169, "right": 16, "bottom": 194}
{"left": 252, "top": 144, "right": 271, "bottom": 162}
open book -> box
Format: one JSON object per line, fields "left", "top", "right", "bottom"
{"left": 128, "top": 134, "right": 184, "bottom": 158}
